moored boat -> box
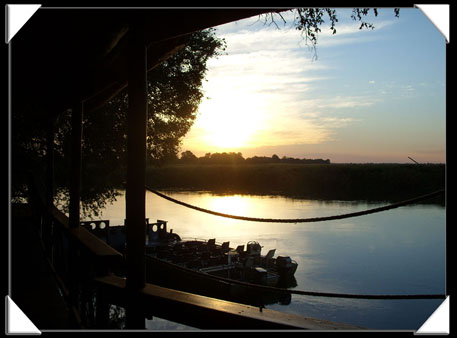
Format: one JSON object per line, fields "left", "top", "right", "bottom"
{"left": 82, "top": 218, "right": 298, "bottom": 306}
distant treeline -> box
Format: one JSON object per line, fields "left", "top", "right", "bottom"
{"left": 178, "top": 151, "right": 331, "bottom": 165}
{"left": 146, "top": 162, "right": 445, "bottom": 204}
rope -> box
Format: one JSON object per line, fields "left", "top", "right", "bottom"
{"left": 273, "top": 288, "right": 445, "bottom": 300}
{"left": 144, "top": 186, "right": 445, "bottom": 299}
{"left": 145, "top": 185, "right": 444, "bottom": 223}
{"left": 146, "top": 256, "right": 445, "bottom": 300}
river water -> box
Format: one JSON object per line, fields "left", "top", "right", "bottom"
{"left": 90, "top": 190, "right": 446, "bottom": 330}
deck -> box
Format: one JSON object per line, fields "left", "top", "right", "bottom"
{"left": 10, "top": 204, "right": 72, "bottom": 330}
{"left": 9, "top": 203, "right": 363, "bottom": 331}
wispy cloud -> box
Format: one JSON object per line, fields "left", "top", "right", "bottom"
{"left": 217, "top": 13, "right": 396, "bottom": 51}
{"left": 181, "top": 9, "right": 446, "bottom": 163}
{"left": 315, "top": 96, "right": 379, "bottom": 109}
{"left": 186, "top": 18, "right": 386, "bottom": 150}
{"left": 182, "top": 12, "right": 408, "bottom": 155}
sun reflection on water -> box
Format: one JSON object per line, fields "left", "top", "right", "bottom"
{"left": 206, "top": 194, "right": 250, "bottom": 216}
{"left": 97, "top": 190, "right": 445, "bottom": 330}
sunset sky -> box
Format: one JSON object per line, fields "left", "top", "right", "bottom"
{"left": 180, "top": 8, "right": 446, "bottom": 163}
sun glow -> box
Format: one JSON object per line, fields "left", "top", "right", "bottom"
{"left": 178, "top": 12, "right": 446, "bottom": 163}
{"left": 208, "top": 195, "right": 250, "bottom": 216}
{"left": 193, "top": 91, "right": 266, "bottom": 151}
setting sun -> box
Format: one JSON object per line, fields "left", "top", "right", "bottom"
{"left": 192, "top": 90, "right": 266, "bottom": 150}
{"left": 179, "top": 10, "right": 445, "bottom": 163}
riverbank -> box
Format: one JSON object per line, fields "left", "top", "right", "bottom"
{"left": 146, "top": 163, "right": 445, "bottom": 204}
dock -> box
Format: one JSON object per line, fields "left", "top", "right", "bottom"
{"left": 10, "top": 204, "right": 71, "bottom": 330}
{"left": 9, "top": 204, "right": 362, "bottom": 331}
{"left": 8, "top": 8, "right": 366, "bottom": 331}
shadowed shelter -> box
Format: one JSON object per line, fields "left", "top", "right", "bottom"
{"left": 9, "top": 7, "right": 361, "bottom": 330}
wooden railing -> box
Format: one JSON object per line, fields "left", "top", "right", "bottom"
{"left": 95, "top": 275, "right": 360, "bottom": 330}
{"left": 26, "top": 178, "right": 360, "bottom": 330}
{"left": 27, "top": 178, "right": 124, "bottom": 328}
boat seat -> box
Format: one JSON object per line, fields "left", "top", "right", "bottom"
{"left": 221, "top": 241, "right": 230, "bottom": 253}
{"left": 235, "top": 245, "right": 244, "bottom": 253}
{"left": 262, "top": 249, "right": 276, "bottom": 268}
{"left": 265, "top": 249, "right": 276, "bottom": 259}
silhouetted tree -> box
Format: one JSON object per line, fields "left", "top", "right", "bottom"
{"left": 265, "top": 8, "right": 399, "bottom": 58}
{"left": 271, "top": 154, "right": 280, "bottom": 163}
{"left": 196, "top": 152, "right": 245, "bottom": 165}
{"left": 180, "top": 150, "right": 198, "bottom": 163}
{"left": 11, "top": 8, "right": 399, "bottom": 216}
{"left": 12, "top": 28, "right": 226, "bottom": 217}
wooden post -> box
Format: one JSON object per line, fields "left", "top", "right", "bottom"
{"left": 68, "top": 101, "right": 83, "bottom": 313}
{"left": 46, "top": 119, "right": 55, "bottom": 210}
{"left": 125, "top": 24, "right": 147, "bottom": 329}
{"left": 95, "top": 286, "right": 109, "bottom": 328}
{"left": 69, "top": 102, "right": 83, "bottom": 229}
{"left": 44, "top": 119, "right": 55, "bottom": 259}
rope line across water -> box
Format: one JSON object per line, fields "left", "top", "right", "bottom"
{"left": 147, "top": 256, "right": 445, "bottom": 300}
{"left": 145, "top": 185, "right": 444, "bottom": 223}
{"left": 144, "top": 186, "right": 445, "bottom": 299}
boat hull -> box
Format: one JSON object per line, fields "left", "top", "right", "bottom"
{"left": 81, "top": 220, "right": 298, "bottom": 306}
{"left": 144, "top": 255, "right": 293, "bottom": 307}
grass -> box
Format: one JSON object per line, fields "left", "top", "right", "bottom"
{"left": 146, "top": 163, "right": 445, "bottom": 204}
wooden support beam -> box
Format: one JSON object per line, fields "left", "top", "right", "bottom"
{"left": 45, "top": 119, "right": 55, "bottom": 210}
{"left": 126, "top": 26, "right": 147, "bottom": 291}
{"left": 68, "top": 101, "right": 83, "bottom": 312}
{"left": 44, "top": 119, "right": 56, "bottom": 257}
{"left": 69, "top": 102, "right": 83, "bottom": 229}
{"left": 125, "top": 24, "right": 148, "bottom": 329}
{"left": 95, "top": 275, "right": 363, "bottom": 330}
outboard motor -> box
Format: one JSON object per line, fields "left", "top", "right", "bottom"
{"left": 276, "top": 256, "right": 292, "bottom": 267}
{"left": 246, "top": 241, "right": 262, "bottom": 256}
{"left": 276, "top": 256, "right": 298, "bottom": 277}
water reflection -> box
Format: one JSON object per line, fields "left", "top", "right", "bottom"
{"left": 92, "top": 190, "right": 445, "bottom": 330}
{"left": 207, "top": 194, "right": 250, "bottom": 215}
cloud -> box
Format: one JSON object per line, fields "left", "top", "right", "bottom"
{"left": 317, "top": 96, "right": 378, "bottom": 109}
{"left": 203, "top": 32, "right": 329, "bottom": 112}
{"left": 370, "top": 81, "right": 418, "bottom": 98}
{"left": 184, "top": 13, "right": 387, "bottom": 152}
{"left": 218, "top": 18, "right": 393, "bottom": 55}
{"left": 291, "top": 95, "right": 378, "bottom": 111}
